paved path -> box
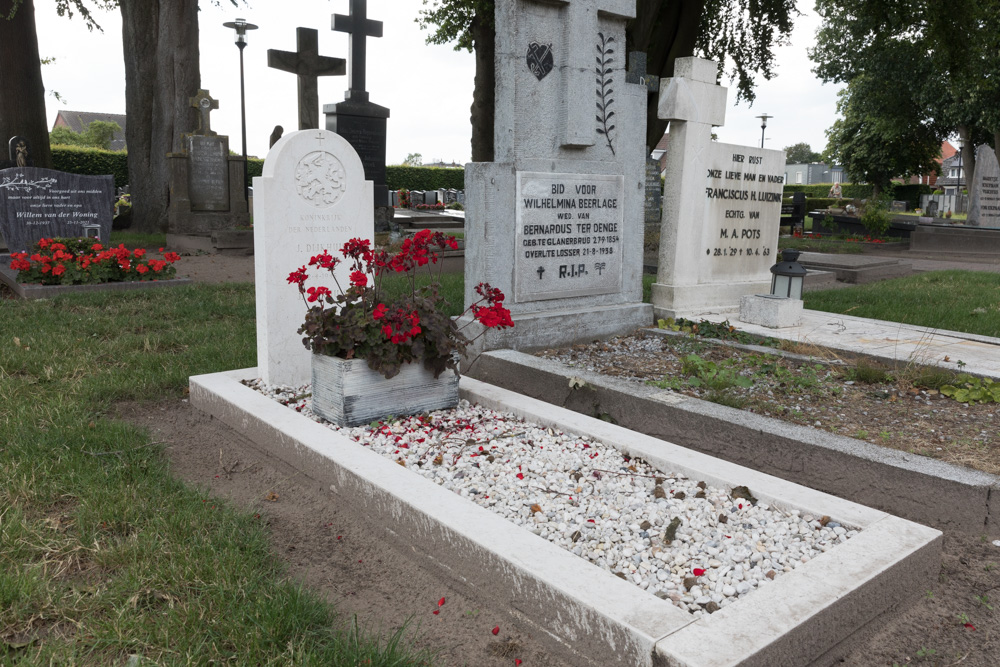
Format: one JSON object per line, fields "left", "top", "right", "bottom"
{"left": 697, "top": 308, "right": 1000, "bottom": 380}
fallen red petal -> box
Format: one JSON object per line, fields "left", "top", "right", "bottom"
{"left": 492, "top": 625, "right": 500, "bottom": 635}
{"left": 965, "top": 623, "right": 976, "bottom": 630}
{"left": 433, "top": 609, "right": 440, "bottom": 615}
{"left": 438, "top": 597, "right": 446, "bottom": 606}
{"left": 693, "top": 568, "right": 706, "bottom": 576}
{"left": 515, "top": 660, "right": 522, "bottom": 666}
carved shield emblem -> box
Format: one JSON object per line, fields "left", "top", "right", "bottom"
{"left": 526, "top": 42, "right": 554, "bottom": 80}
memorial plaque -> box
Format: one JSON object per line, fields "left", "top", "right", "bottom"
{"left": 187, "top": 135, "right": 230, "bottom": 211}
{"left": 514, "top": 171, "right": 624, "bottom": 302}
{"left": 968, "top": 145, "right": 1000, "bottom": 228}
{"left": 0, "top": 167, "right": 114, "bottom": 252}
{"left": 701, "top": 143, "right": 785, "bottom": 282}
{"left": 644, "top": 157, "right": 662, "bottom": 225}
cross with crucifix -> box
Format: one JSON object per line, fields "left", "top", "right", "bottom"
{"left": 332, "top": 0, "right": 382, "bottom": 102}
{"left": 189, "top": 89, "right": 219, "bottom": 136}
{"left": 268, "top": 27, "right": 346, "bottom": 130}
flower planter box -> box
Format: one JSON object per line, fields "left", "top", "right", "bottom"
{"left": 311, "top": 354, "right": 459, "bottom": 427}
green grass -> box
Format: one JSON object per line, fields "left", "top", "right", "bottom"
{"left": 779, "top": 237, "right": 865, "bottom": 254}
{"left": 109, "top": 231, "right": 168, "bottom": 249}
{"left": 0, "top": 285, "right": 433, "bottom": 665}
{"left": 804, "top": 270, "right": 1000, "bottom": 337}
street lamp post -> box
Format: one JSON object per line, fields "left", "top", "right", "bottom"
{"left": 957, "top": 137, "right": 965, "bottom": 212}
{"left": 223, "top": 18, "right": 258, "bottom": 203}
{"left": 756, "top": 114, "right": 773, "bottom": 149}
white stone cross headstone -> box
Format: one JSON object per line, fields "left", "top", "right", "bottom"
{"left": 968, "top": 144, "right": 1000, "bottom": 228}
{"left": 651, "top": 57, "right": 787, "bottom": 319}
{"left": 253, "top": 129, "right": 374, "bottom": 387}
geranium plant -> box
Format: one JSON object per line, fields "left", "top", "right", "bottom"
{"left": 288, "top": 230, "right": 512, "bottom": 379}
{"left": 10, "top": 237, "right": 181, "bottom": 285}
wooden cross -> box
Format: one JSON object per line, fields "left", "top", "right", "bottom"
{"left": 189, "top": 89, "right": 219, "bottom": 136}
{"left": 553, "top": 0, "right": 635, "bottom": 149}
{"left": 268, "top": 27, "right": 347, "bottom": 130}
{"left": 332, "top": 0, "right": 383, "bottom": 101}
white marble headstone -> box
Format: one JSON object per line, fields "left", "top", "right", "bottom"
{"left": 253, "top": 129, "right": 374, "bottom": 387}
{"left": 968, "top": 145, "right": 1000, "bottom": 228}
{"left": 651, "top": 57, "right": 787, "bottom": 319}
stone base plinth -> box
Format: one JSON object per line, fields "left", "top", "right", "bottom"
{"left": 739, "top": 294, "right": 803, "bottom": 328}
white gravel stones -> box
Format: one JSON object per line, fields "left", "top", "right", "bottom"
{"left": 247, "top": 378, "right": 859, "bottom": 618}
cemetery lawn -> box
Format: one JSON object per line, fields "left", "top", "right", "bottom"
{"left": 0, "top": 285, "right": 433, "bottom": 665}
{"left": 805, "top": 270, "right": 1000, "bottom": 338}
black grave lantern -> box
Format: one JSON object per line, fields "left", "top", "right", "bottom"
{"left": 770, "top": 249, "right": 807, "bottom": 300}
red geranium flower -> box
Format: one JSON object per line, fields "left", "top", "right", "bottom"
{"left": 349, "top": 270, "right": 367, "bottom": 287}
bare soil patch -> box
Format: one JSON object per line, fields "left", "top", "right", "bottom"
{"left": 537, "top": 332, "right": 1000, "bottom": 476}
{"left": 118, "top": 397, "right": 1000, "bottom": 666}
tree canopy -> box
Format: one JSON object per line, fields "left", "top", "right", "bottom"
{"left": 810, "top": 0, "right": 1000, "bottom": 187}
{"left": 417, "top": 0, "right": 798, "bottom": 158}
{"left": 50, "top": 120, "right": 122, "bottom": 150}
{"left": 783, "top": 142, "right": 821, "bottom": 164}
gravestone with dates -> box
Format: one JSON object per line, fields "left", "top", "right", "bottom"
{"left": 253, "top": 129, "right": 374, "bottom": 387}
{"left": 324, "top": 0, "right": 392, "bottom": 234}
{"left": 651, "top": 57, "right": 786, "bottom": 319}
{"left": 166, "top": 89, "right": 249, "bottom": 238}
{"left": 968, "top": 144, "right": 1000, "bottom": 228}
{"left": 0, "top": 167, "right": 114, "bottom": 252}
{"left": 462, "top": 0, "right": 651, "bottom": 353}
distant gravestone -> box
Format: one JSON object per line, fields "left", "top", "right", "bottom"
{"left": 425, "top": 191, "right": 438, "bottom": 206}
{"left": 926, "top": 200, "right": 939, "bottom": 217}
{"left": 968, "top": 144, "right": 1000, "bottom": 228}
{"left": 0, "top": 166, "right": 114, "bottom": 252}
{"left": 409, "top": 190, "right": 424, "bottom": 207}
{"left": 167, "top": 89, "right": 249, "bottom": 235}
{"left": 267, "top": 27, "right": 346, "bottom": 130}
{"left": 324, "top": 0, "right": 391, "bottom": 215}
{"left": 644, "top": 158, "right": 662, "bottom": 225}
{"left": 890, "top": 200, "right": 907, "bottom": 213}
{"left": 462, "top": 0, "right": 650, "bottom": 353}
{"left": 390, "top": 190, "right": 398, "bottom": 207}
{"left": 253, "top": 129, "right": 374, "bottom": 387}
{"left": 651, "top": 57, "right": 786, "bottom": 319}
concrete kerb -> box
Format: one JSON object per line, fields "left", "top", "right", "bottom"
{"left": 190, "top": 368, "right": 940, "bottom": 667}
{"left": 468, "top": 350, "right": 1000, "bottom": 534}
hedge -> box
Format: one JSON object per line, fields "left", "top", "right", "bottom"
{"left": 248, "top": 157, "right": 264, "bottom": 179}
{"left": 781, "top": 182, "right": 931, "bottom": 208}
{"left": 51, "top": 145, "right": 128, "bottom": 189}
{"left": 385, "top": 166, "right": 464, "bottom": 190}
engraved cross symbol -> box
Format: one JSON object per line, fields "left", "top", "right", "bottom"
{"left": 268, "top": 27, "right": 346, "bottom": 130}
{"left": 333, "top": 0, "right": 383, "bottom": 101}
{"left": 189, "top": 89, "right": 219, "bottom": 136}
{"left": 537, "top": 266, "right": 545, "bottom": 279}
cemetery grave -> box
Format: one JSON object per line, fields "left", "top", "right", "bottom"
{"left": 189, "top": 2, "right": 947, "bottom": 665}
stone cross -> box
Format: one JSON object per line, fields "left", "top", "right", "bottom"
{"left": 189, "top": 89, "right": 219, "bottom": 137}
{"left": 332, "top": 0, "right": 383, "bottom": 102}
{"left": 268, "top": 27, "right": 347, "bottom": 130}
{"left": 553, "top": 0, "right": 635, "bottom": 149}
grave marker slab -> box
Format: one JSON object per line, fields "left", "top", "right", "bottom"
{"left": 463, "top": 0, "right": 650, "bottom": 353}
{"left": 651, "top": 57, "right": 786, "bottom": 319}
{"left": 167, "top": 89, "right": 249, "bottom": 234}
{"left": 253, "top": 129, "right": 373, "bottom": 387}
{"left": 0, "top": 167, "right": 113, "bottom": 252}
{"left": 968, "top": 144, "right": 1000, "bottom": 228}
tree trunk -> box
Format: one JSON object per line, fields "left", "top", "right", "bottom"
{"left": 0, "top": 0, "right": 52, "bottom": 168}
{"left": 120, "top": 0, "right": 200, "bottom": 234}
{"left": 469, "top": 11, "right": 495, "bottom": 163}
{"left": 629, "top": 0, "right": 704, "bottom": 152}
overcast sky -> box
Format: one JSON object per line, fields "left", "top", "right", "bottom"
{"left": 35, "top": 0, "right": 840, "bottom": 164}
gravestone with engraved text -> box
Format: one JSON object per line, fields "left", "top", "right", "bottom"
{"left": 167, "top": 89, "right": 249, "bottom": 236}
{"left": 968, "top": 145, "right": 1000, "bottom": 228}
{"left": 0, "top": 167, "right": 114, "bottom": 253}
{"left": 462, "top": 0, "right": 651, "bottom": 354}
{"left": 651, "top": 57, "right": 786, "bottom": 319}
{"left": 253, "top": 129, "right": 374, "bottom": 387}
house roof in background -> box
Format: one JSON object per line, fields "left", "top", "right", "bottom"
{"left": 53, "top": 110, "right": 127, "bottom": 151}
